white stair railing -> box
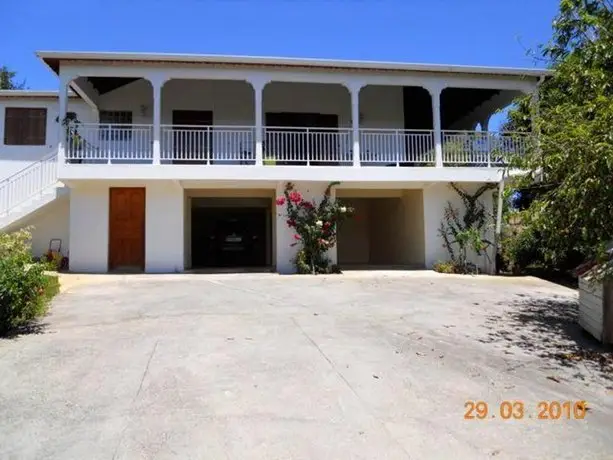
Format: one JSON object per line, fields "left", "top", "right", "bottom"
{"left": 0, "top": 152, "right": 58, "bottom": 216}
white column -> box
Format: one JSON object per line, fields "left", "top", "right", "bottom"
{"left": 57, "top": 75, "right": 70, "bottom": 165}
{"left": 348, "top": 83, "right": 363, "bottom": 167}
{"left": 151, "top": 78, "right": 163, "bottom": 165}
{"left": 430, "top": 87, "right": 443, "bottom": 167}
{"left": 250, "top": 78, "right": 268, "bottom": 166}
{"left": 145, "top": 181, "right": 184, "bottom": 272}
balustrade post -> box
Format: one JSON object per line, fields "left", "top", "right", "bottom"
{"left": 306, "top": 128, "right": 311, "bottom": 166}
{"left": 395, "top": 130, "right": 400, "bottom": 166}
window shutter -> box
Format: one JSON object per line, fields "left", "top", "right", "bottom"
{"left": 4, "top": 108, "right": 22, "bottom": 145}
{"left": 3, "top": 108, "right": 47, "bottom": 145}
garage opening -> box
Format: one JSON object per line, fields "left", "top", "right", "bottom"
{"left": 189, "top": 197, "right": 272, "bottom": 269}
{"left": 337, "top": 190, "right": 425, "bottom": 269}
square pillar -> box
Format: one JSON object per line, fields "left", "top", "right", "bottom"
{"left": 69, "top": 184, "right": 109, "bottom": 273}
{"left": 145, "top": 181, "right": 184, "bottom": 272}
{"left": 430, "top": 87, "right": 443, "bottom": 167}
{"left": 151, "top": 78, "right": 164, "bottom": 165}
{"left": 57, "top": 76, "right": 70, "bottom": 165}
{"left": 250, "top": 79, "right": 269, "bottom": 166}
{"left": 348, "top": 84, "right": 363, "bottom": 167}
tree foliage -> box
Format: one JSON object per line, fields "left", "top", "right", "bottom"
{"left": 507, "top": 0, "right": 613, "bottom": 279}
{"left": 0, "top": 66, "right": 25, "bottom": 90}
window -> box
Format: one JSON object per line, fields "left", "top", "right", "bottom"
{"left": 99, "top": 110, "right": 132, "bottom": 141}
{"left": 4, "top": 108, "right": 47, "bottom": 146}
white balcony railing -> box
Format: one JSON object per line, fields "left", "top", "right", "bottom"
{"left": 62, "top": 124, "right": 532, "bottom": 168}
{"left": 360, "top": 129, "right": 435, "bottom": 165}
{"left": 66, "top": 123, "right": 153, "bottom": 163}
{"left": 161, "top": 125, "right": 255, "bottom": 164}
{"left": 442, "top": 130, "right": 531, "bottom": 166}
{"left": 263, "top": 127, "right": 352, "bottom": 164}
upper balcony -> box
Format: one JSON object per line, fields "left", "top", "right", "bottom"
{"left": 64, "top": 123, "right": 530, "bottom": 167}
{"left": 54, "top": 71, "right": 537, "bottom": 183}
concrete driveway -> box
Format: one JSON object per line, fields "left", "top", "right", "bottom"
{"left": 0, "top": 272, "right": 612, "bottom": 459}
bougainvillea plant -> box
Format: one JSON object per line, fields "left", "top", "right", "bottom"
{"left": 276, "top": 181, "right": 353, "bottom": 274}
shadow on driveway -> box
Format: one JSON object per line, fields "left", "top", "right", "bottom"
{"left": 480, "top": 295, "right": 613, "bottom": 386}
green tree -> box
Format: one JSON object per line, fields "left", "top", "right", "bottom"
{"left": 507, "top": 0, "right": 613, "bottom": 279}
{"left": 0, "top": 66, "right": 25, "bottom": 90}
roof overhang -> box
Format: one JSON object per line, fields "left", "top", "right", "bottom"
{"left": 0, "top": 90, "right": 78, "bottom": 99}
{"left": 36, "top": 50, "right": 551, "bottom": 79}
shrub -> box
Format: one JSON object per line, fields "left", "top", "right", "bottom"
{"left": 277, "top": 182, "right": 353, "bottom": 274}
{"left": 0, "top": 229, "right": 57, "bottom": 334}
{"left": 433, "top": 261, "right": 457, "bottom": 274}
{"left": 502, "top": 226, "right": 543, "bottom": 273}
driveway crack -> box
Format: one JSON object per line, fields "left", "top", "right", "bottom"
{"left": 111, "top": 339, "right": 159, "bottom": 460}
{"left": 290, "top": 317, "right": 412, "bottom": 460}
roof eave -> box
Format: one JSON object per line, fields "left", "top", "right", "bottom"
{"left": 36, "top": 50, "right": 551, "bottom": 79}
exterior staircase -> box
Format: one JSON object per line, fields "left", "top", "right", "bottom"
{"left": 0, "top": 152, "right": 62, "bottom": 230}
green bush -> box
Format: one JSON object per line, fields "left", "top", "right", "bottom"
{"left": 0, "top": 229, "right": 57, "bottom": 334}
{"left": 433, "top": 260, "right": 458, "bottom": 274}
{"left": 502, "top": 226, "right": 544, "bottom": 273}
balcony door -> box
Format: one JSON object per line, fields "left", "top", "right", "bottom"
{"left": 172, "top": 110, "right": 213, "bottom": 164}
{"left": 265, "top": 112, "right": 340, "bottom": 165}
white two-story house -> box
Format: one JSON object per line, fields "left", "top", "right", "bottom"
{"left": 0, "top": 51, "right": 545, "bottom": 273}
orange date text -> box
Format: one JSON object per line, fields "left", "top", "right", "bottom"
{"left": 464, "top": 400, "right": 587, "bottom": 420}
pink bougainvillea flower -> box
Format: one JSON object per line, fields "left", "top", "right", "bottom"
{"left": 293, "top": 234, "right": 301, "bottom": 240}
{"left": 301, "top": 201, "right": 314, "bottom": 209}
{"left": 289, "top": 191, "right": 302, "bottom": 203}
{"left": 286, "top": 219, "right": 296, "bottom": 227}
{"left": 275, "top": 197, "right": 286, "bottom": 206}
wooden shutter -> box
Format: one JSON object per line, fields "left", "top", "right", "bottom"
{"left": 4, "top": 108, "right": 47, "bottom": 145}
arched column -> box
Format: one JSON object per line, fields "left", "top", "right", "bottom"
{"left": 145, "top": 74, "right": 169, "bottom": 165}
{"left": 427, "top": 85, "right": 444, "bottom": 167}
{"left": 248, "top": 77, "right": 270, "bottom": 166}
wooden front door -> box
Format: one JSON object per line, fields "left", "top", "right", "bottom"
{"left": 109, "top": 187, "right": 146, "bottom": 271}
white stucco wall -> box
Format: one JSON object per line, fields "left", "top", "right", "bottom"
{"left": 69, "top": 184, "right": 109, "bottom": 272}
{"left": 275, "top": 181, "right": 337, "bottom": 273}
{"left": 0, "top": 98, "right": 93, "bottom": 180}
{"left": 4, "top": 195, "right": 70, "bottom": 259}
{"left": 423, "top": 182, "right": 495, "bottom": 273}
{"left": 145, "top": 181, "right": 184, "bottom": 273}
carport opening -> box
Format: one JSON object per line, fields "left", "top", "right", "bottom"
{"left": 188, "top": 197, "right": 272, "bottom": 270}
{"left": 337, "top": 191, "right": 425, "bottom": 269}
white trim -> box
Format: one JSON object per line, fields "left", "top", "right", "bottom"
{"left": 0, "top": 90, "right": 78, "bottom": 98}
{"left": 59, "top": 164, "right": 504, "bottom": 183}
{"left": 36, "top": 50, "right": 550, "bottom": 78}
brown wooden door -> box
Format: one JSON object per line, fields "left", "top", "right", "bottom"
{"left": 109, "top": 187, "right": 146, "bottom": 271}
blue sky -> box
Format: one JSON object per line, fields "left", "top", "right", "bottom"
{"left": 3, "top": 0, "right": 558, "bottom": 90}
{"left": 3, "top": 0, "right": 558, "bottom": 128}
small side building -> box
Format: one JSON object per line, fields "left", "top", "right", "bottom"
{"left": 577, "top": 263, "right": 613, "bottom": 344}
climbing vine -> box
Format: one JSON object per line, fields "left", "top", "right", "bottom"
{"left": 437, "top": 182, "right": 495, "bottom": 274}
